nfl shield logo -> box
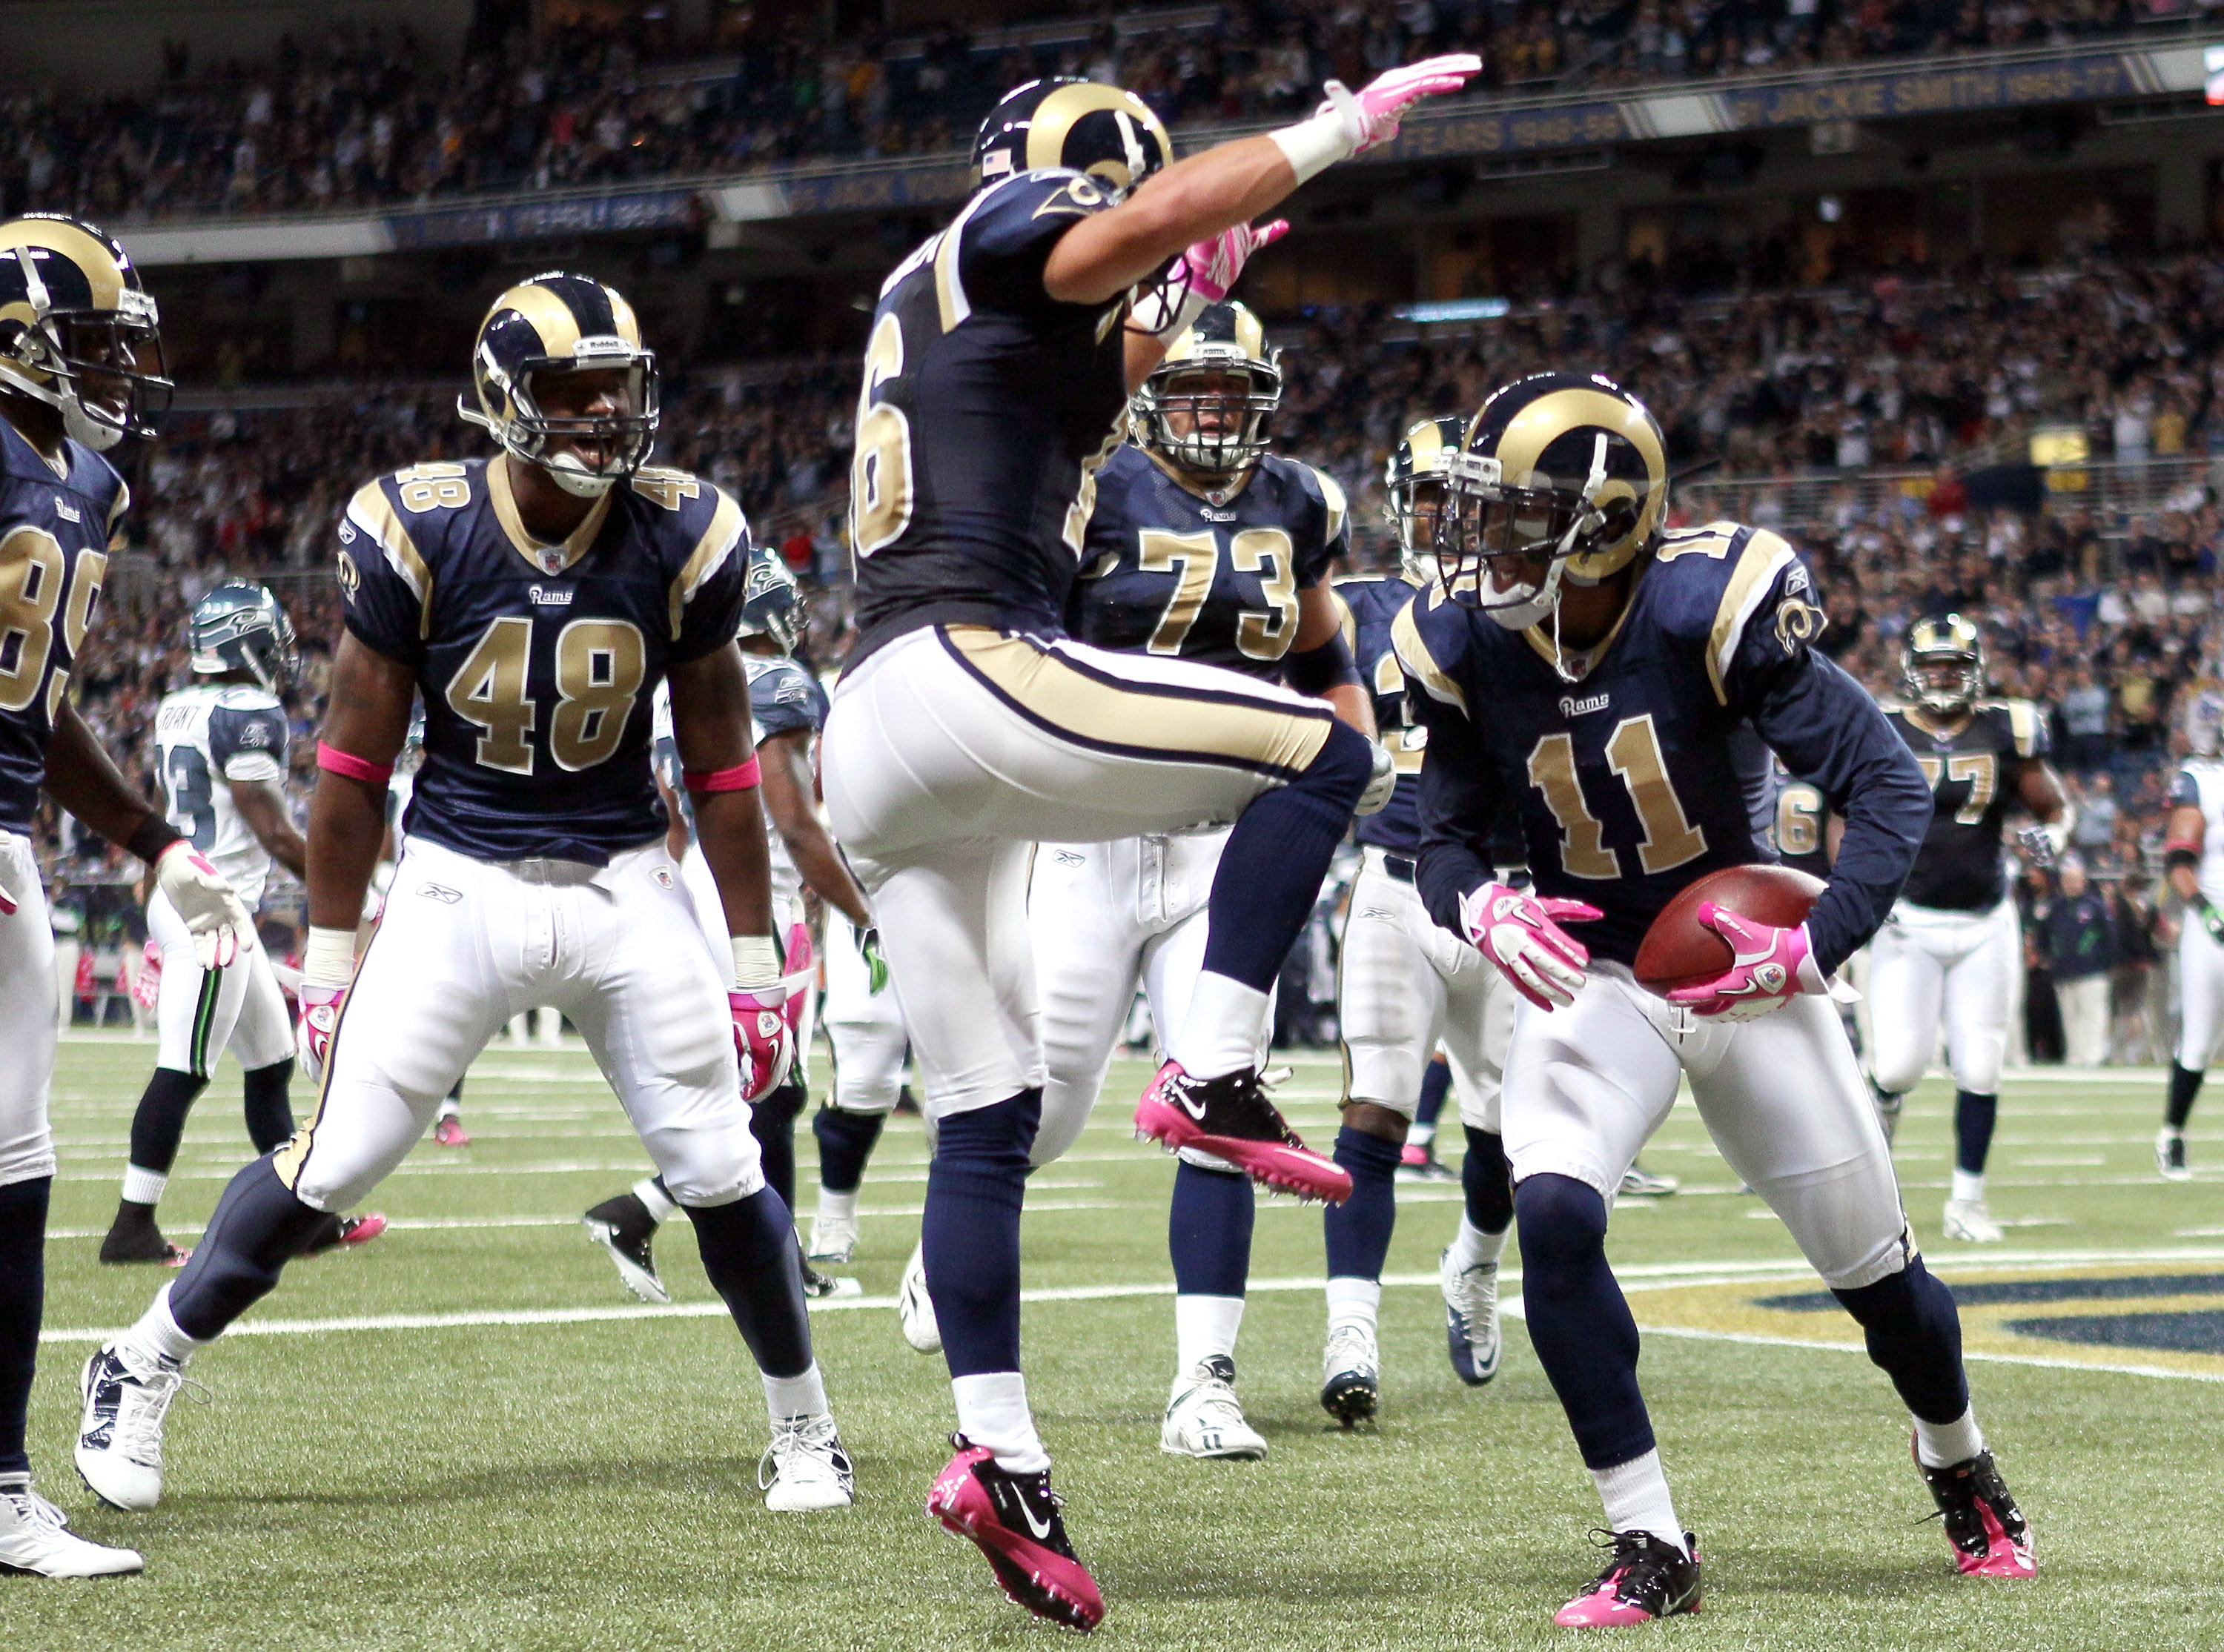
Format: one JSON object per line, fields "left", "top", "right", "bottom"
{"left": 654, "top": 869, "right": 675, "bottom": 889}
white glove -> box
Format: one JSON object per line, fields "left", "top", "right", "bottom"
{"left": 153, "top": 842, "right": 251, "bottom": 969}
{"left": 1356, "top": 741, "right": 1397, "bottom": 816}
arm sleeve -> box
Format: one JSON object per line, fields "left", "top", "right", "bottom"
{"left": 748, "top": 661, "right": 827, "bottom": 740}
{"left": 670, "top": 491, "right": 751, "bottom": 664}
{"left": 1729, "top": 554, "right": 1930, "bottom": 975}
{"left": 1411, "top": 689, "right": 1508, "bottom": 935}
{"left": 337, "top": 480, "right": 429, "bottom": 666}
{"left": 209, "top": 705, "right": 288, "bottom": 785}
{"left": 959, "top": 171, "right": 1119, "bottom": 314}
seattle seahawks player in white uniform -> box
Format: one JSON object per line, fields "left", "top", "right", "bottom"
{"left": 2159, "top": 681, "right": 2224, "bottom": 1178}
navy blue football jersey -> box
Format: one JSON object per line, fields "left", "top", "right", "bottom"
{"left": 1884, "top": 699, "right": 2047, "bottom": 912}
{"left": 338, "top": 458, "right": 749, "bottom": 864}
{"left": 0, "top": 418, "right": 125, "bottom": 832}
{"left": 1400, "top": 521, "right": 1930, "bottom": 974}
{"left": 1769, "top": 756, "right": 1832, "bottom": 882}
{"left": 847, "top": 169, "right": 1131, "bottom": 660}
{"left": 1066, "top": 443, "right": 1347, "bottom": 680}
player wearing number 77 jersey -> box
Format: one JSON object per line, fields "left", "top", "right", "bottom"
{"left": 1400, "top": 372, "right": 2036, "bottom": 1625}
{"left": 78, "top": 271, "right": 853, "bottom": 1522}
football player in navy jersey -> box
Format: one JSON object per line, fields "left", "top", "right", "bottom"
{"left": 1867, "top": 616, "right": 2069, "bottom": 1243}
{"left": 1401, "top": 374, "right": 2035, "bottom": 1622}
{"left": 79, "top": 272, "right": 855, "bottom": 1521}
{"left": 820, "top": 62, "right": 1481, "bottom": 1626}
{"left": 0, "top": 213, "right": 253, "bottom": 1579}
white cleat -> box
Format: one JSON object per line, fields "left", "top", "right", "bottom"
{"left": 1320, "top": 1324, "right": 1381, "bottom": 1427}
{"left": 897, "top": 1241, "right": 941, "bottom": 1354}
{"left": 0, "top": 1479, "right": 143, "bottom": 1577}
{"left": 1942, "top": 1198, "right": 2005, "bottom": 1244}
{"left": 1161, "top": 1356, "right": 1268, "bottom": 1460}
{"left": 73, "top": 1343, "right": 188, "bottom": 1513}
{"left": 1439, "top": 1244, "right": 1503, "bottom": 1387}
{"left": 759, "top": 1413, "right": 855, "bottom": 1511}
{"left": 807, "top": 1209, "right": 859, "bottom": 1264}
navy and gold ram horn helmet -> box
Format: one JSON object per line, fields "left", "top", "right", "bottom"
{"left": 1437, "top": 372, "right": 1667, "bottom": 632}
{"left": 1132, "top": 302, "right": 1280, "bottom": 479}
{"left": 973, "top": 78, "right": 1173, "bottom": 199}
{"left": 459, "top": 271, "right": 658, "bottom": 498}
{"left": 1384, "top": 414, "right": 1468, "bottom": 588}
{"left": 1903, "top": 612, "right": 1985, "bottom": 715}
{"left": 0, "top": 213, "right": 170, "bottom": 451}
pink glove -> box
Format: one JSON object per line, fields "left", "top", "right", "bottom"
{"left": 1665, "top": 903, "right": 1826, "bottom": 1021}
{"left": 1322, "top": 54, "right": 1485, "bottom": 154}
{"left": 132, "top": 940, "right": 162, "bottom": 1011}
{"left": 0, "top": 873, "right": 16, "bottom": 916}
{"left": 1457, "top": 880, "right": 1601, "bottom": 1011}
{"left": 297, "top": 983, "right": 346, "bottom": 1085}
{"left": 1179, "top": 217, "right": 1290, "bottom": 305}
{"left": 730, "top": 986, "right": 796, "bottom": 1102}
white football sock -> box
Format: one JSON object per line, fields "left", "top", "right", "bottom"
{"left": 1951, "top": 1170, "right": 1987, "bottom": 1205}
{"left": 816, "top": 1187, "right": 858, "bottom": 1223}
{"left": 1592, "top": 1450, "right": 1687, "bottom": 1554}
{"left": 1174, "top": 1293, "right": 1245, "bottom": 1373}
{"left": 762, "top": 1361, "right": 830, "bottom": 1422}
{"left": 951, "top": 1371, "right": 1050, "bottom": 1474}
{"left": 1913, "top": 1406, "right": 1986, "bottom": 1469}
{"left": 1446, "top": 1214, "right": 1510, "bottom": 1275}
{"left": 124, "top": 1284, "right": 203, "bottom": 1367}
{"left": 119, "top": 1165, "right": 166, "bottom": 1207}
{"left": 1325, "top": 1276, "right": 1382, "bottom": 1337}
{"left": 632, "top": 1175, "right": 676, "bottom": 1226}
{"left": 1169, "top": 972, "right": 1271, "bottom": 1081}
{"left": 436, "top": 1095, "right": 460, "bottom": 1124}
{"left": 1408, "top": 1121, "right": 1437, "bottom": 1150}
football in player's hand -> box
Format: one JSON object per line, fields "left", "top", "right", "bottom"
{"left": 1634, "top": 863, "right": 1827, "bottom": 993}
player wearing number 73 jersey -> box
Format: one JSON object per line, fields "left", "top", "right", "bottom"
{"left": 79, "top": 271, "right": 853, "bottom": 1522}
{"left": 1401, "top": 372, "right": 2034, "bottom": 1622}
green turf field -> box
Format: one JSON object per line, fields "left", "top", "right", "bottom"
{"left": 16, "top": 1035, "right": 2224, "bottom": 1649}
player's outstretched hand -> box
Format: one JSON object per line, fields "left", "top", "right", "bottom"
{"left": 1666, "top": 903, "right": 1825, "bottom": 1021}
{"left": 297, "top": 983, "right": 346, "bottom": 1085}
{"left": 1458, "top": 880, "right": 1599, "bottom": 1011}
{"left": 154, "top": 842, "right": 252, "bottom": 969}
{"left": 1321, "top": 55, "right": 1485, "bottom": 155}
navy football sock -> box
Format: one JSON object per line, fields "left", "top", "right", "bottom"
{"left": 167, "top": 1154, "right": 330, "bottom": 1341}
{"left": 685, "top": 1187, "right": 813, "bottom": 1379}
{"left": 0, "top": 1177, "right": 48, "bottom": 1476}
{"left": 1833, "top": 1257, "right": 1970, "bottom": 1424}
{"left": 1169, "top": 1161, "right": 1254, "bottom": 1297}
{"left": 1953, "top": 1089, "right": 1998, "bottom": 1176}
{"left": 749, "top": 1080, "right": 807, "bottom": 1211}
{"left": 924, "top": 1090, "right": 1039, "bottom": 1378}
{"left": 1516, "top": 1173, "right": 1655, "bottom": 1469}
{"left": 1415, "top": 1061, "right": 1452, "bottom": 1130}
{"left": 1463, "top": 1126, "right": 1515, "bottom": 1234}
{"left": 812, "top": 1105, "right": 885, "bottom": 1193}
{"left": 127, "top": 1066, "right": 207, "bottom": 1178}
{"left": 1323, "top": 1127, "right": 1401, "bottom": 1281}
{"left": 1201, "top": 720, "right": 1371, "bottom": 991}
{"left": 2167, "top": 1063, "right": 2203, "bottom": 1129}
{"left": 241, "top": 1059, "right": 295, "bottom": 1155}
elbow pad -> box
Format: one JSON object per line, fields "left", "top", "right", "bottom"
{"left": 1282, "top": 631, "right": 1360, "bottom": 697}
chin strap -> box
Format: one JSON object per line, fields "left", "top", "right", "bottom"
{"left": 1540, "top": 437, "right": 1613, "bottom": 685}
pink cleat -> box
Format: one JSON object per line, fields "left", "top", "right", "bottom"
{"left": 432, "top": 1115, "right": 471, "bottom": 1148}
{"left": 1553, "top": 1530, "right": 1701, "bottom": 1627}
{"left": 1134, "top": 1061, "right": 1351, "bottom": 1204}
{"left": 927, "top": 1438, "right": 1104, "bottom": 1633}
{"left": 303, "top": 1212, "right": 387, "bottom": 1256}
{"left": 1916, "top": 1440, "right": 2036, "bottom": 1579}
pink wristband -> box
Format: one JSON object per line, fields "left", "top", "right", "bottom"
{"left": 684, "top": 755, "right": 761, "bottom": 793}
{"left": 317, "top": 742, "right": 394, "bottom": 786}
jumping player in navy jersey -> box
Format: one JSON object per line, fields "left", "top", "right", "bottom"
{"left": 0, "top": 213, "right": 251, "bottom": 1579}
{"left": 79, "top": 272, "right": 855, "bottom": 1522}
{"left": 1400, "top": 373, "right": 2035, "bottom": 1623}
{"left": 819, "top": 62, "right": 1481, "bottom": 1628}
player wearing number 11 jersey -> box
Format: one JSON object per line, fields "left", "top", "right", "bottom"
{"left": 1402, "top": 373, "right": 2033, "bottom": 1622}
{"left": 79, "top": 272, "right": 853, "bottom": 1524}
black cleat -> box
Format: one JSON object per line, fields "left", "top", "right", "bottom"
{"left": 98, "top": 1203, "right": 188, "bottom": 1267}
{"left": 1136, "top": 1061, "right": 1351, "bottom": 1202}
{"left": 2157, "top": 1127, "right": 2192, "bottom": 1181}
{"left": 299, "top": 1212, "right": 386, "bottom": 1256}
{"left": 1555, "top": 1529, "right": 1702, "bottom": 1625}
{"left": 1916, "top": 1444, "right": 2035, "bottom": 1577}
{"left": 582, "top": 1192, "right": 667, "bottom": 1304}
{"left": 800, "top": 1261, "right": 861, "bottom": 1299}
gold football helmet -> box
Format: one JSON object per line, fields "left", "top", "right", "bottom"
{"left": 460, "top": 271, "right": 658, "bottom": 499}
{"left": 0, "top": 213, "right": 169, "bottom": 451}
{"left": 1132, "top": 302, "right": 1280, "bottom": 479}
{"left": 1384, "top": 414, "right": 1466, "bottom": 589}
{"left": 1903, "top": 614, "right": 1985, "bottom": 714}
{"left": 972, "top": 77, "right": 1173, "bottom": 197}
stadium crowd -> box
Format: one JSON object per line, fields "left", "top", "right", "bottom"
{"left": 1, "top": 0, "right": 2214, "bottom": 222}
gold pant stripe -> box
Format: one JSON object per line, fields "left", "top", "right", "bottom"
{"left": 941, "top": 626, "right": 1332, "bottom": 780}
{"left": 271, "top": 915, "right": 391, "bottom": 1193}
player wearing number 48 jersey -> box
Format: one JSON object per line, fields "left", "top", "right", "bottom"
{"left": 79, "top": 271, "right": 853, "bottom": 1525}
{"left": 1402, "top": 372, "right": 2034, "bottom": 1623}
{"left": 1868, "top": 616, "right": 2068, "bottom": 1244}
{"left": 823, "top": 60, "right": 1480, "bottom": 1628}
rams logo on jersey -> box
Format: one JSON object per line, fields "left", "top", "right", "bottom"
{"left": 1773, "top": 596, "right": 1825, "bottom": 656}
{"left": 334, "top": 549, "right": 361, "bottom": 599}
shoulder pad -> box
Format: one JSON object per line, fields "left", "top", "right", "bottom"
{"left": 213, "top": 686, "right": 282, "bottom": 711}
{"left": 1393, "top": 594, "right": 1467, "bottom": 715}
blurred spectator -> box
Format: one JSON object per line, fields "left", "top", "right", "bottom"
{"left": 2043, "top": 855, "right": 2116, "bottom": 1066}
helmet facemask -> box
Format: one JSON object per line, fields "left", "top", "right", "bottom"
{"left": 463, "top": 342, "right": 658, "bottom": 500}
{"left": 1136, "top": 360, "right": 1279, "bottom": 480}
{"left": 1387, "top": 472, "right": 1448, "bottom": 591}
{"left": 1436, "top": 434, "right": 1621, "bottom": 634}
{"left": 1905, "top": 647, "right": 1983, "bottom": 715}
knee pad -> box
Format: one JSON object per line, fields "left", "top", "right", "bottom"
{"left": 1514, "top": 1172, "right": 1610, "bottom": 1280}
{"left": 1303, "top": 717, "right": 1374, "bottom": 806}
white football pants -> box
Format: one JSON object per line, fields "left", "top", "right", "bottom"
{"left": 1338, "top": 847, "right": 1512, "bottom": 1129}
{"left": 821, "top": 912, "right": 910, "bottom": 1114}
{"left": 2174, "top": 917, "right": 2224, "bottom": 1070}
{"left": 148, "top": 889, "right": 293, "bottom": 1078}
{"left": 1867, "top": 899, "right": 2018, "bottom": 1097}
{"left": 822, "top": 625, "right": 1331, "bottom": 1121}
{"left": 1504, "top": 963, "right": 1909, "bottom": 1290}
{"left": 0, "top": 832, "right": 57, "bottom": 1189}
{"left": 2058, "top": 973, "right": 2110, "bottom": 1068}
{"left": 277, "top": 838, "right": 762, "bottom": 1212}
